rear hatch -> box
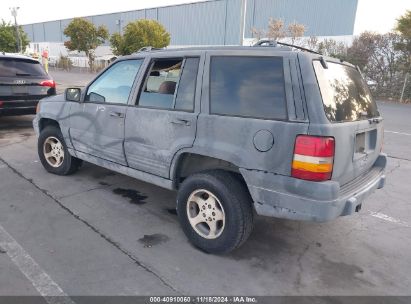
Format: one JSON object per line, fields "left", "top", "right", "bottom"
{"left": 312, "top": 59, "right": 383, "bottom": 186}
{"left": 0, "top": 57, "right": 55, "bottom": 106}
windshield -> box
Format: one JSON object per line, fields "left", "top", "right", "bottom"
{"left": 313, "top": 60, "right": 379, "bottom": 122}
{"left": 0, "top": 58, "right": 47, "bottom": 77}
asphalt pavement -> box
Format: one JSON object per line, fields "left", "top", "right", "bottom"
{"left": 0, "top": 86, "right": 410, "bottom": 298}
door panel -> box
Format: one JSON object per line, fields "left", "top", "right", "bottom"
{"left": 124, "top": 108, "right": 197, "bottom": 177}
{"left": 69, "top": 59, "right": 143, "bottom": 165}
{"left": 124, "top": 56, "right": 202, "bottom": 178}
{"left": 69, "top": 103, "right": 127, "bottom": 165}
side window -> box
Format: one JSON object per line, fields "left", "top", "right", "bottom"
{"left": 86, "top": 59, "right": 143, "bottom": 104}
{"left": 137, "top": 57, "right": 199, "bottom": 111}
{"left": 210, "top": 56, "right": 287, "bottom": 120}
{"left": 138, "top": 58, "right": 183, "bottom": 109}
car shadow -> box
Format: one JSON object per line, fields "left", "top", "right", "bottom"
{"left": 0, "top": 115, "right": 35, "bottom": 131}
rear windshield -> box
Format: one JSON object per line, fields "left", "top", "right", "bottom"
{"left": 0, "top": 58, "right": 47, "bottom": 77}
{"left": 313, "top": 60, "right": 379, "bottom": 122}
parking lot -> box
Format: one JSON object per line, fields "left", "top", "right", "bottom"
{"left": 0, "top": 71, "right": 410, "bottom": 297}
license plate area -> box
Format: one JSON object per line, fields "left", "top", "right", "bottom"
{"left": 354, "top": 129, "right": 377, "bottom": 160}
{"left": 12, "top": 86, "right": 29, "bottom": 95}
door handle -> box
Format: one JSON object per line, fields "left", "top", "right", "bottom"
{"left": 171, "top": 118, "right": 190, "bottom": 126}
{"left": 109, "top": 111, "right": 125, "bottom": 118}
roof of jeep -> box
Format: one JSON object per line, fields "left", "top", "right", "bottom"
{"left": 120, "top": 45, "right": 295, "bottom": 58}
{"left": 147, "top": 45, "right": 294, "bottom": 52}
{"left": 118, "top": 45, "right": 355, "bottom": 68}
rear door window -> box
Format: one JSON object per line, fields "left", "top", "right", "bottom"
{"left": 209, "top": 56, "right": 287, "bottom": 120}
{"left": 137, "top": 57, "right": 199, "bottom": 111}
{"left": 0, "top": 58, "right": 47, "bottom": 77}
{"left": 138, "top": 58, "right": 183, "bottom": 109}
{"left": 313, "top": 61, "right": 379, "bottom": 122}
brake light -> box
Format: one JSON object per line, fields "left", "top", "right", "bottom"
{"left": 291, "top": 135, "right": 335, "bottom": 182}
{"left": 0, "top": 101, "right": 3, "bottom": 107}
{"left": 40, "top": 80, "right": 56, "bottom": 88}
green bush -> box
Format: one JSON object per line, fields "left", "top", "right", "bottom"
{"left": 110, "top": 19, "right": 170, "bottom": 56}
{"left": 56, "top": 56, "right": 73, "bottom": 71}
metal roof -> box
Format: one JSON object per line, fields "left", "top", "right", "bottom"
{"left": 22, "top": 0, "right": 359, "bottom": 45}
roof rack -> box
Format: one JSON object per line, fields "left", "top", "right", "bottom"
{"left": 136, "top": 46, "right": 162, "bottom": 53}
{"left": 253, "top": 39, "right": 322, "bottom": 55}
{"left": 253, "top": 39, "right": 278, "bottom": 47}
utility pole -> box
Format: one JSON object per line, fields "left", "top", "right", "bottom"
{"left": 400, "top": 73, "right": 409, "bottom": 103}
{"left": 116, "top": 19, "right": 123, "bottom": 35}
{"left": 10, "top": 7, "right": 22, "bottom": 53}
{"left": 239, "top": 0, "right": 247, "bottom": 46}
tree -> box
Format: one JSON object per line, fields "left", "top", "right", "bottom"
{"left": 345, "top": 32, "right": 406, "bottom": 99}
{"left": 395, "top": 10, "right": 411, "bottom": 102}
{"left": 304, "top": 36, "right": 319, "bottom": 50}
{"left": 110, "top": 19, "right": 170, "bottom": 56}
{"left": 63, "top": 18, "right": 108, "bottom": 71}
{"left": 316, "top": 38, "right": 348, "bottom": 61}
{"left": 252, "top": 18, "right": 306, "bottom": 44}
{"left": 251, "top": 27, "right": 265, "bottom": 41}
{"left": 0, "top": 20, "right": 29, "bottom": 53}
{"left": 395, "top": 10, "right": 411, "bottom": 65}
{"left": 266, "top": 18, "right": 286, "bottom": 40}
{"left": 288, "top": 21, "right": 305, "bottom": 45}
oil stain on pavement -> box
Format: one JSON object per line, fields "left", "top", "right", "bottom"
{"left": 138, "top": 234, "right": 170, "bottom": 248}
{"left": 113, "top": 188, "right": 148, "bottom": 205}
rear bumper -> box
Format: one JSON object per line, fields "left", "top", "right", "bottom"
{"left": 0, "top": 100, "right": 38, "bottom": 116}
{"left": 240, "top": 153, "right": 387, "bottom": 222}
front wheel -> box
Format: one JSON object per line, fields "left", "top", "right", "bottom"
{"left": 38, "top": 126, "right": 82, "bottom": 175}
{"left": 177, "top": 170, "right": 254, "bottom": 254}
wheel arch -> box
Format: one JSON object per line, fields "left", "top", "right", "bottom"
{"left": 38, "top": 117, "right": 60, "bottom": 132}
{"left": 171, "top": 152, "right": 247, "bottom": 190}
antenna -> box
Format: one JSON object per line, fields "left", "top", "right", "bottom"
{"left": 253, "top": 39, "right": 322, "bottom": 55}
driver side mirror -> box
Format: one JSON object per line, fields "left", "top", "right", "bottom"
{"left": 65, "top": 88, "right": 81, "bottom": 102}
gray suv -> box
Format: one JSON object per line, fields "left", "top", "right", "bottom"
{"left": 33, "top": 46, "right": 386, "bottom": 254}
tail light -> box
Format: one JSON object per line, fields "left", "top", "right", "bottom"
{"left": 291, "top": 135, "right": 335, "bottom": 182}
{"left": 0, "top": 101, "right": 3, "bottom": 107}
{"left": 40, "top": 80, "right": 56, "bottom": 88}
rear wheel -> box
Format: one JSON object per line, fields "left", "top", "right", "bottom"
{"left": 177, "top": 170, "right": 254, "bottom": 254}
{"left": 38, "top": 126, "right": 82, "bottom": 175}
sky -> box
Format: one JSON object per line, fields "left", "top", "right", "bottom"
{"left": 0, "top": 0, "right": 410, "bottom": 35}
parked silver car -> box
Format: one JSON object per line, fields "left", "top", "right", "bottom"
{"left": 33, "top": 45, "right": 386, "bottom": 253}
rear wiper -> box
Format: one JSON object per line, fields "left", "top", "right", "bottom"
{"left": 15, "top": 73, "right": 31, "bottom": 76}
{"left": 368, "top": 117, "right": 383, "bottom": 124}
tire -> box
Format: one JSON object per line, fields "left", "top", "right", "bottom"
{"left": 177, "top": 170, "right": 254, "bottom": 254}
{"left": 38, "top": 125, "right": 82, "bottom": 175}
